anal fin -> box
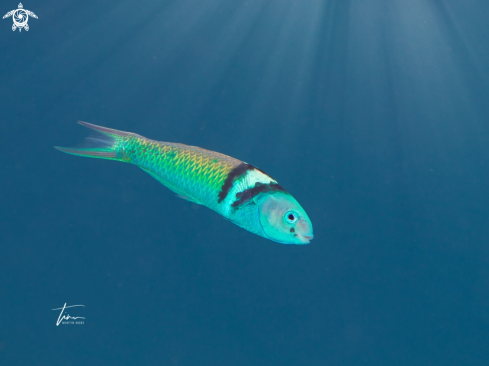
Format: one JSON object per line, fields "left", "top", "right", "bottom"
{"left": 139, "top": 167, "right": 202, "bottom": 205}
{"left": 176, "top": 194, "right": 201, "bottom": 205}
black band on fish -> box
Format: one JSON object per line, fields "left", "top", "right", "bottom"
{"left": 218, "top": 163, "right": 254, "bottom": 203}
{"left": 231, "top": 182, "right": 286, "bottom": 208}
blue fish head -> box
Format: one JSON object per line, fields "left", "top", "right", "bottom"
{"left": 255, "top": 192, "right": 313, "bottom": 244}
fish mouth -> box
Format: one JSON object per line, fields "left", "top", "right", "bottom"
{"left": 296, "top": 234, "right": 314, "bottom": 244}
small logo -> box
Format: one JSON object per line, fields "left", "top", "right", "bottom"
{"left": 3, "top": 3, "right": 37, "bottom": 32}
{"left": 51, "top": 303, "right": 85, "bottom": 326}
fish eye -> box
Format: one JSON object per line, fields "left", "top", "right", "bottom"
{"left": 284, "top": 211, "right": 299, "bottom": 224}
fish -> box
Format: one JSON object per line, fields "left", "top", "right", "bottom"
{"left": 55, "top": 121, "right": 314, "bottom": 244}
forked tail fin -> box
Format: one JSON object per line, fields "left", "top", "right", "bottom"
{"left": 55, "top": 121, "right": 134, "bottom": 161}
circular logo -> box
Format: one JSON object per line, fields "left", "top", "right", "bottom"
{"left": 12, "top": 9, "right": 28, "bottom": 28}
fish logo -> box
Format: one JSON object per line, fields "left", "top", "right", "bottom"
{"left": 3, "top": 3, "right": 37, "bottom": 32}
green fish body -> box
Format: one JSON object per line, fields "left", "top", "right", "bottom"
{"left": 56, "top": 122, "right": 313, "bottom": 244}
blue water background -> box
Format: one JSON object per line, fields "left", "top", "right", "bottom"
{"left": 1, "top": 0, "right": 489, "bottom": 365}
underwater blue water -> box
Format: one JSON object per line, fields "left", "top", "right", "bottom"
{"left": 1, "top": 0, "right": 489, "bottom": 365}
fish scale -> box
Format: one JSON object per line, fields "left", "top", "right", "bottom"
{"left": 117, "top": 136, "right": 240, "bottom": 211}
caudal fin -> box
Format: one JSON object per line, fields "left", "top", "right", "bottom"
{"left": 55, "top": 121, "right": 134, "bottom": 161}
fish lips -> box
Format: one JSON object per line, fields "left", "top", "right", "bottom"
{"left": 296, "top": 234, "right": 314, "bottom": 244}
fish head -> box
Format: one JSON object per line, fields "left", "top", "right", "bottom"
{"left": 255, "top": 192, "right": 313, "bottom": 244}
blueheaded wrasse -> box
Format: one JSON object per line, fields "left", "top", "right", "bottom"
{"left": 55, "top": 122, "right": 313, "bottom": 244}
